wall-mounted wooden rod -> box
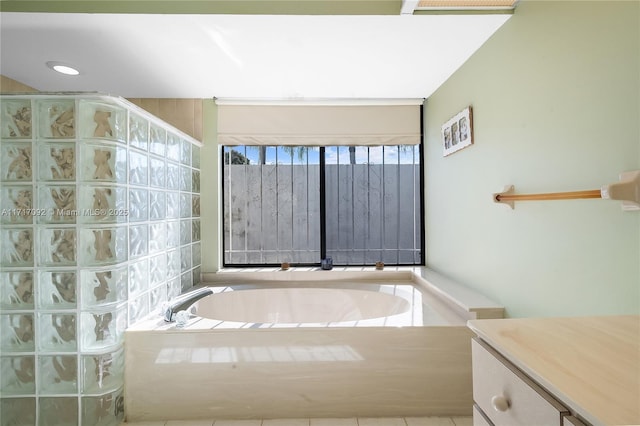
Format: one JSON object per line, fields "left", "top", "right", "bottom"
{"left": 495, "top": 189, "right": 602, "bottom": 203}
{"left": 493, "top": 185, "right": 604, "bottom": 209}
{"left": 494, "top": 171, "right": 640, "bottom": 211}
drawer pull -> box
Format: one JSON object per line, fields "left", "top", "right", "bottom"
{"left": 491, "top": 395, "right": 510, "bottom": 412}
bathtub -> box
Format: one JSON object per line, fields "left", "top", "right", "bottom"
{"left": 124, "top": 269, "right": 503, "bottom": 422}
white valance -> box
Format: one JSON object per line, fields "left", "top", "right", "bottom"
{"left": 216, "top": 100, "right": 422, "bottom": 146}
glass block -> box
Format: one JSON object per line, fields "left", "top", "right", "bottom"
{"left": 0, "top": 313, "right": 34, "bottom": 352}
{"left": 39, "top": 397, "right": 78, "bottom": 425}
{"left": 37, "top": 185, "right": 76, "bottom": 224}
{"left": 38, "top": 143, "right": 76, "bottom": 181}
{"left": 150, "top": 282, "right": 168, "bottom": 311}
{"left": 192, "top": 219, "right": 201, "bottom": 243}
{"left": 1, "top": 143, "right": 33, "bottom": 181}
{"left": 0, "top": 271, "right": 34, "bottom": 310}
{"left": 180, "top": 165, "right": 191, "bottom": 192}
{"left": 149, "top": 190, "right": 166, "bottom": 221}
{"left": 167, "top": 277, "right": 181, "bottom": 300}
{"left": 166, "top": 220, "right": 179, "bottom": 249}
{"left": 79, "top": 226, "right": 128, "bottom": 266}
{"left": 128, "top": 188, "right": 148, "bottom": 222}
{"left": 128, "top": 258, "right": 149, "bottom": 296}
{"left": 0, "top": 397, "right": 36, "bottom": 426}
{"left": 180, "top": 220, "right": 191, "bottom": 246}
{"left": 150, "top": 124, "right": 166, "bottom": 157}
{"left": 166, "top": 161, "right": 180, "bottom": 190}
{"left": 128, "top": 292, "right": 149, "bottom": 324}
{"left": 38, "top": 356, "right": 78, "bottom": 393}
{"left": 129, "top": 114, "right": 148, "bottom": 151}
{"left": 82, "top": 388, "right": 125, "bottom": 426}
{"left": 192, "top": 243, "right": 201, "bottom": 269}
{"left": 79, "top": 100, "right": 126, "bottom": 143}
{"left": 181, "top": 245, "right": 192, "bottom": 273}
{"left": 1, "top": 228, "right": 34, "bottom": 266}
{"left": 80, "top": 305, "right": 126, "bottom": 351}
{"left": 81, "top": 347, "right": 124, "bottom": 394}
{"left": 192, "top": 266, "right": 201, "bottom": 286}
{"left": 192, "top": 170, "right": 200, "bottom": 193}
{"left": 80, "top": 143, "right": 127, "bottom": 182}
{"left": 192, "top": 145, "right": 201, "bottom": 169}
{"left": 1, "top": 186, "right": 33, "bottom": 224}
{"left": 79, "top": 143, "right": 127, "bottom": 183}
{"left": 192, "top": 194, "right": 200, "bottom": 217}
{"left": 38, "top": 313, "right": 77, "bottom": 352}
{"left": 1, "top": 355, "right": 36, "bottom": 395}
{"left": 80, "top": 266, "right": 128, "bottom": 308}
{"left": 1, "top": 98, "right": 32, "bottom": 138}
{"left": 129, "top": 224, "right": 148, "bottom": 259}
{"left": 166, "top": 192, "right": 180, "bottom": 219}
{"left": 180, "top": 139, "right": 191, "bottom": 165}
{"left": 167, "top": 249, "right": 180, "bottom": 280}
{"left": 181, "top": 271, "right": 193, "bottom": 292}
{"left": 128, "top": 150, "right": 148, "bottom": 186}
{"left": 149, "top": 156, "right": 166, "bottom": 188}
{"left": 166, "top": 134, "right": 181, "bottom": 162}
{"left": 149, "top": 253, "right": 167, "bottom": 286}
{"left": 38, "top": 228, "right": 77, "bottom": 266}
{"left": 78, "top": 185, "right": 128, "bottom": 224}
{"left": 37, "top": 271, "right": 77, "bottom": 309}
{"left": 149, "top": 222, "right": 167, "bottom": 254}
{"left": 38, "top": 99, "right": 75, "bottom": 139}
{"left": 180, "top": 193, "right": 191, "bottom": 218}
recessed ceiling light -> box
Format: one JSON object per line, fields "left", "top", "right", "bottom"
{"left": 46, "top": 61, "right": 80, "bottom": 76}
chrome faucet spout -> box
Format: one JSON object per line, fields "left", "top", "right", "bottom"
{"left": 164, "top": 287, "right": 214, "bottom": 322}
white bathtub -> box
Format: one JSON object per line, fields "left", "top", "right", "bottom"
{"left": 125, "top": 269, "right": 503, "bottom": 422}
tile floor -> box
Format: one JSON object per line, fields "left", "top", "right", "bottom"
{"left": 125, "top": 416, "right": 472, "bottom": 426}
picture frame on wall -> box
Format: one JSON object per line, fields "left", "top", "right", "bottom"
{"left": 442, "top": 106, "right": 473, "bottom": 157}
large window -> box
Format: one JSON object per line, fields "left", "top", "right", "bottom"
{"left": 223, "top": 144, "right": 423, "bottom": 266}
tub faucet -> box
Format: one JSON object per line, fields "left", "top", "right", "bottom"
{"left": 163, "top": 287, "right": 214, "bottom": 322}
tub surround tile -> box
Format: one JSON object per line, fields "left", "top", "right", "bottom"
{"left": 166, "top": 421, "right": 214, "bottom": 426}
{"left": 125, "top": 326, "right": 474, "bottom": 421}
{"left": 213, "top": 421, "right": 262, "bottom": 426}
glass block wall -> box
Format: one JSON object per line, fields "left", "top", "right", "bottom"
{"left": 0, "top": 93, "right": 202, "bottom": 426}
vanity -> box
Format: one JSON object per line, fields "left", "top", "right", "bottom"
{"left": 467, "top": 316, "right": 640, "bottom": 426}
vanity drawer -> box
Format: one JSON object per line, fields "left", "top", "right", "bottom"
{"left": 473, "top": 404, "right": 493, "bottom": 426}
{"left": 472, "top": 338, "right": 569, "bottom": 426}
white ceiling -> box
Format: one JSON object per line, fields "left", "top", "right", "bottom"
{"left": 0, "top": 12, "right": 511, "bottom": 99}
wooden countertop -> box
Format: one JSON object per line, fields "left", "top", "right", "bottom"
{"left": 468, "top": 316, "right": 640, "bottom": 426}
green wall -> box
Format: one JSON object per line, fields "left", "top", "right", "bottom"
{"left": 0, "top": 0, "right": 401, "bottom": 15}
{"left": 201, "top": 99, "right": 221, "bottom": 272}
{"left": 424, "top": 1, "right": 640, "bottom": 317}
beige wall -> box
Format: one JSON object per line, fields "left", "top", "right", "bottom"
{"left": 423, "top": 1, "right": 639, "bottom": 317}
{"left": 127, "top": 98, "right": 203, "bottom": 141}
{"left": 1, "top": 75, "right": 38, "bottom": 92}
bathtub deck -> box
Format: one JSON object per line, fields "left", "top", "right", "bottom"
{"left": 125, "top": 270, "right": 502, "bottom": 422}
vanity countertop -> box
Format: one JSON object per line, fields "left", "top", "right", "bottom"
{"left": 467, "top": 315, "right": 640, "bottom": 426}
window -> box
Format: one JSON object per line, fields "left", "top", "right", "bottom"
{"left": 222, "top": 144, "right": 423, "bottom": 266}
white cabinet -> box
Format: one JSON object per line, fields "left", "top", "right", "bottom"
{"left": 468, "top": 316, "right": 640, "bottom": 426}
{"left": 471, "top": 338, "right": 569, "bottom": 425}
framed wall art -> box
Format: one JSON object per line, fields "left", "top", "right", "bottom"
{"left": 442, "top": 106, "right": 473, "bottom": 157}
